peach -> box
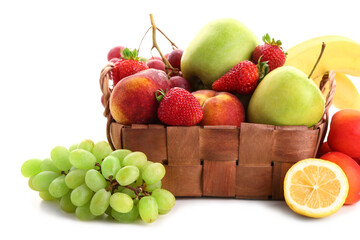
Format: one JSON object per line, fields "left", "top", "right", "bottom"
{"left": 192, "top": 90, "right": 245, "bottom": 127}
{"left": 327, "top": 109, "right": 360, "bottom": 159}
{"left": 321, "top": 152, "right": 360, "bottom": 205}
{"left": 110, "top": 69, "right": 170, "bottom": 125}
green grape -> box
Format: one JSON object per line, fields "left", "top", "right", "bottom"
{"left": 121, "top": 188, "right": 136, "bottom": 198}
{"left": 116, "top": 166, "right": 139, "bottom": 186}
{"left": 122, "top": 152, "right": 147, "bottom": 169}
{"left": 92, "top": 141, "right": 112, "bottom": 163}
{"left": 105, "top": 206, "right": 113, "bottom": 216}
{"left": 40, "top": 158, "right": 61, "bottom": 174}
{"left": 69, "top": 149, "right": 96, "bottom": 170}
{"left": 48, "top": 175, "right": 69, "bottom": 198}
{"left": 140, "top": 161, "right": 153, "bottom": 172}
{"left": 111, "top": 206, "right": 139, "bottom": 223}
{"left": 21, "top": 158, "right": 42, "bottom": 178}
{"left": 85, "top": 169, "right": 107, "bottom": 192}
{"left": 39, "top": 191, "right": 56, "bottom": 201}
{"left": 138, "top": 196, "right": 158, "bottom": 223}
{"left": 60, "top": 192, "right": 77, "bottom": 213}
{"left": 65, "top": 169, "right": 87, "bottom": 189}
{"left": 131, "top": 174, "right": 143, "bottom": 187}
{"left": 151, "top": 189, "right": 175, "bottom": 214}
{"left": 76, "top": 202, "right": 96, "bottom": 221}
{"left": 144, "top": 181, "right": 162, "bottom": 192}
{"left": 90, "top": 189, "right": 111, "bottom": 216}
{"left": 109, "top": 149, "right": 132, "bottom": 166}
{"left": 71, "top": 184, "right": 94, "bottom": 207}
{"left": 28, "top": 176, "right": 37, "bottom": 191}
{"left": 110, "top": 193, "right": 133, "bottom": 213}
{"left": 68, "top": 143, "right": 78, "bottom": 152}
{"left": 51, "top": 146, "right": 72, "bottom": 171}
{"left": 142, "top": 163, "right": 165, "bottom": 185}
{"left": 31, "top": 171, "right": 60, "bottom": 191}
{"left": 77, "top": 139, "right": 95, "bottom": 152}
{"left": 101, "top": 155, "right": 121, "bottom": 180}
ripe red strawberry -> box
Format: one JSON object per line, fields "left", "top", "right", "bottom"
{"left": 157, "top": 87, "right": 203, "bottom": 126}
{"left": 252, "top": 33, "right": 286, "bottom": 72}
{"left": 212, "top": 60, "right": 267, "bottom": 95}
{"left": 112, "top": 48, "right": 149, "bottom": 86}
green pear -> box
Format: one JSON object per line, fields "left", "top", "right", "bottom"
{"left": 247, "top": 66, "right": 325, "bottom": 127}
{"left": 181, "top": 18, "right": 258, "bottom": 90}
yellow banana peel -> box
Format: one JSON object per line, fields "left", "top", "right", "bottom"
{"left": 314, "top": 73, "right": 360, "bottom": 110}
{"left": 285, "top": 35, "right": 360, "bottom": 110}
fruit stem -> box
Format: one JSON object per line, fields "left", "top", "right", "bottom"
{"left": 156, "top": 27, "right": 178, "bottom": 49}
{"left": 149, "top": 13, "right": 176, "bottom": 71}
{"left": 137, "top": 26, "right": 152, "bottom": 56}
{"left": 308, "top": 42, "right": 326, "bottom": 79}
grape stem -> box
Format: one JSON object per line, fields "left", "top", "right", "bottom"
{"left": 104, "top": 179, "right": 151, "bottom": 197}
{"left": 123, "top": 185, "right": 151, "bottom": 198}
{"left": 149, "top": 13, "right": 179, "bottom": 75}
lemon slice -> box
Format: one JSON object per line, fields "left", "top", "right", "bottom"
{"left": 284, "top": 158, "right": 349, "bottom": 218}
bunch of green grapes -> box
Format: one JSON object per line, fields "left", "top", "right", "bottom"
{"left": 21, "top": 139, "right": 175, "bottom": 223}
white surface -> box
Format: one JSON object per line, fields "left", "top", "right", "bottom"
{"left": 1, "top": 0, "right": 360, "bottom": 239}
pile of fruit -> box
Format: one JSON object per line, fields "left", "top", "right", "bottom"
{"left": 21, "top": 139, "right": 175, "bottom": 223}
{"left": 101, "top": 15, "right": 360, "bottom": 219}
{"left": 103, "top": 17, "right": 360, "bottom": 129}
{"left": 21, "top": 14, "right": 360, "bottom": 222}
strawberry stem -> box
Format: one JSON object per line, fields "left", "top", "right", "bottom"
{"left": 308, "top": 42, "right": 326, "bottom": 79}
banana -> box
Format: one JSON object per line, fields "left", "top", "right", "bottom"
{"left": 285, "top": 35, "right": 360, "bottom": 109}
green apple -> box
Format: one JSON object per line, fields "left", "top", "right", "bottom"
{"left": 247, "top": 66, "right": 325, "bottom": 127}
{"left": 181, "top": 18, "right": 258, "bottom": 90}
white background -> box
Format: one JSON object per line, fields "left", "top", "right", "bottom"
{"left": 1, "top": 0, "right": 360, "bottom": 239}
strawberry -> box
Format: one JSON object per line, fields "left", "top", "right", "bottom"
{"left": 212, "top": 60, "right": 268, "bottom": 95}
{"left": 156, "top": 87, "right": 203, "bottom": 126}
{"left": 111, "top": 48, "right": 149, "bottom": 87}
{"left": 252, "top": 33, "right": 286, "bottom": 72}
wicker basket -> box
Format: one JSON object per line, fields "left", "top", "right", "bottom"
{"left": 100, "top": 66, "right": 336, "bottom": 200}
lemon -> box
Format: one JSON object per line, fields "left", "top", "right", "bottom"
{"left": 284, "top": 158, "right": 349, "bottom": 218}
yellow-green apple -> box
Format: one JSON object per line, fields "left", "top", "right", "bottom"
{"left": 181, "top": 18, "right": 258, "bottom": 90}
{"left": 247, "top": 66, "right": 325, "bottom": 127}
{"left": 192, "top": 90, "right": 245, "bottom": 127}
{"left": 110, "top": 69, "right": 170, "bottom": 125}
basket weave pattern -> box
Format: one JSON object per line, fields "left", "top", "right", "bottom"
{"left": 100, "top": 66, "right": 336, "bottom": 200}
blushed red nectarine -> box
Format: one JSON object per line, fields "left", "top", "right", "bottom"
{"left": 192, "top": 90, "right": 245, "bottom": 127}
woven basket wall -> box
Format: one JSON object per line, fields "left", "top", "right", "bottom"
{"left": 100, "top": 64, "right": 336, "bottom": 200}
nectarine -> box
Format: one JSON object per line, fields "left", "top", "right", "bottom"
{"left": 110, "top": 69, "right": 170, "bottom": 125}
{"left": 328, "top": 109, "right": 360, "bottom": 159}
{"left": 192, "top": 90, "right": 245, "bottom": 127}
{"left": 321, "top": 152, "right": 360, "bottom": 205}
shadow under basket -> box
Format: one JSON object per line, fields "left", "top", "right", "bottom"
{"left": 100, "top": 65, "right": 336, "bottom": 200}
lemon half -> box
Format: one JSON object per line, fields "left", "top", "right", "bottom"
{"left": 284, "top": 158, "right": 349, "bottom": 218}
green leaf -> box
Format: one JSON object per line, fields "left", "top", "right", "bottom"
{"left": 155, "top": 89, "right": 167, "bottom": 102}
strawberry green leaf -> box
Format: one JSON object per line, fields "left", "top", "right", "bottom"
{"left": 155, "top": 89, "right": 167, "bottom": 102}
{"left": 256, "top": 56, "right": 269, "bottom": 81}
